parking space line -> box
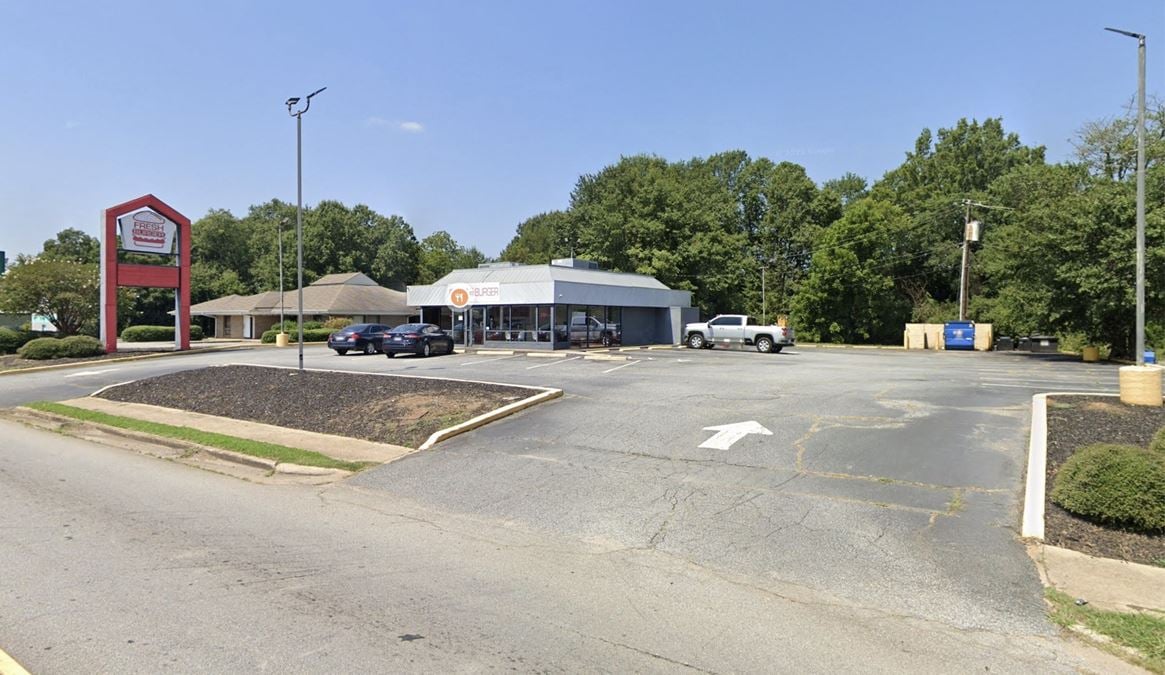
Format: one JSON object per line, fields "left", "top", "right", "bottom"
{"left": 459, "top": 355, "right": 522, "bottom": 366}
{"left": 602, "top": 360, "right": 640, "bottom": 374}
{"left": 527, "top": 355, "right": 583, "bottom": 370}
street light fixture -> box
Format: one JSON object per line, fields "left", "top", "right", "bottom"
{"left": 1105, "top": 27, "right": 1147, "bottom": 365}
{"left": 285, "top": 86, "right": 326, "bottom": 372}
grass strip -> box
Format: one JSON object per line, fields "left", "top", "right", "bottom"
{"left": 27, "top": 401, "right": 370, "bottom": 473}
{"left": 1046, "top": 588, "right": 1165, "bottom": 673}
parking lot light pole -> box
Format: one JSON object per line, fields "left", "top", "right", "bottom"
{"left": 278, "top": 217, "right": 287, "bottom": 332}
{"left": 1105, "top": 27, "right": 1146, "bottom": 365}
{"left": 285, "top": 87, "right": 326, "bottom": 372}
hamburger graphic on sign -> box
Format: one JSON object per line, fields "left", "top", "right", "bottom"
{"left": 117, "top": 209, "right": 177, "bottom": 254}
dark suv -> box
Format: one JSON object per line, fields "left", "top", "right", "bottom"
{"left": 327, "top": 323, "right": 390, "bottom": 355}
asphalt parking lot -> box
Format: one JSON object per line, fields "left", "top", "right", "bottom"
{"left": 3, "top": 342, "right": 1122, "bottom": 642}
{"left": 343, "top": 345, "right": 1120, "bottom": 637}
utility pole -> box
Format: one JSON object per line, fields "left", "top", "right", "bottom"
{"left": 958, "top": 199, "right": 1010, "bottom": 321}
{"left": 959, "top": 201, "right": 972, "bottom": 321}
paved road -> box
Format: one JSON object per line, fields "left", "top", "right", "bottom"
{"left": 0, "top": 345, "right": 1127, "bottom": 671}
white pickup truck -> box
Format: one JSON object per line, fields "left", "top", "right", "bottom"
{"left": 684, "top": 315, "right": 794, "bottom": 353}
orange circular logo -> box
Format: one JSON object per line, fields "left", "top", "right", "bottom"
{"left": 449, "top": 287, "right": 470, "bottom": 308}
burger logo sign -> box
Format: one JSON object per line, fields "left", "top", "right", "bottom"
{"left": 448, "top": 285, "right": 471, "bottom": 309}
{"left": 446, "top": 282, "right": 501, "bottom": 309}
{"left": 117, "top": 209, "right": 178, "bottom": 255}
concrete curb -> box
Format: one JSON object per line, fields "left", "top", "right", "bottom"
{"left": 795, "top": 343, "right": 900, "bottom": 350}
{"left": 1021, "top": 392, "right": 1119, "bottom": 539}
{"left": 0, "top": 646, "right": 32, "bottom": 675}
{"left": 203, "top": 447, "right": 277, "bottom": 470}
{"left": 526, "top": 352, "right": 567, "bottom": 359}
{"left": 419, "top": 387, "right": 563, "bottom": 451}
{"left": 0, "top": 344, "right": 247, "bottom": 377}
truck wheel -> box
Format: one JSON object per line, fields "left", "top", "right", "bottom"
{"left": 601, "top": 334, "right": 612, "bottom": 347}
{"left": 687, "top": 333, "right": 705, "bottom": 349}
{"left": 756, "top": 336, "right": 773, "bottom": 353}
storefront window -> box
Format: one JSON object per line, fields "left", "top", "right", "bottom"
{"left": 536, "top": 306, "right": 552, "bottom": 342}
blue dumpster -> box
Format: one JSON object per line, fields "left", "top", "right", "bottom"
{"left": 944, "top": 321, "right": 975, "bottom": 350}
{"left": 1146, "top": 350, "right": 1157, "bottom": 365}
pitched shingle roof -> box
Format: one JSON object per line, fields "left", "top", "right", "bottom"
{"left": 190, "top": 274, "right": 412, "bottom": 316}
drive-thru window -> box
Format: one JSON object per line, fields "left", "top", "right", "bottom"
{"left": 406, "top": 259, "right": 697, "bottom": 350}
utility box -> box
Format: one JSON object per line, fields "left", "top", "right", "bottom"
{"left": 943, "top": 321, "right": 975, "bottom": 350}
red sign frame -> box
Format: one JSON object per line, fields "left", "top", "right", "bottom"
{"left": 100, "top": 194, "right": 191, "bottom": 353}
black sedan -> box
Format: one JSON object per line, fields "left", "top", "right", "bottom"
{"left": 382, "top": 323, "right": 456, "bottom": 358}
{"left": 327, "top": 323, "right": 390, "bottom": 355}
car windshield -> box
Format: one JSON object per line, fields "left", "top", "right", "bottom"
{"left": 390, "top": 324, "right": 426, "bottom": 333}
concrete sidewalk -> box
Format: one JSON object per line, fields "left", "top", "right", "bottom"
{"left": 1032, "top": 543, "right": 1165, "bottom": 616}
{"left": 59, "top": 397, "right": 415, "bottom": 464}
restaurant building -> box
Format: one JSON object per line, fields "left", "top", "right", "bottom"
{"left": 406, "top": 259, "right": 697, "bottom": 349}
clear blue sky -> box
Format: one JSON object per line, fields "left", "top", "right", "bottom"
{"left": 1, "top": 1, "right": 1162, "bottom": 260}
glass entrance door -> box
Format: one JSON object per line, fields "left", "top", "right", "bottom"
{"left": 469, "top": 307, "right": 485, "bottom": 346}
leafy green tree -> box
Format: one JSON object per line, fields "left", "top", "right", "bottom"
{"left": 870, "top": 118, "right": 1046, "bottom": 319}
{"left": 791, "top": 200, "right": 912, "bottom": 343}
{"left": 0, "top": 258, "right": 99, "bottom": 335}
{"left": 500, "top": 211, "right": 573, "bottom": 264}
{"left": 417, "top": 231, "right": 487, "bottom": 284}
{"left": 979, "top": 163, "right": 1165, "bottom": 357}
{"left": 823, "top": 172, "right": 869, "bottom": 208}
{"left": 569, "top": 154, "right": 746, "bottom": 314}
{"left": 1073, "top": 97, "right": 1164, "bottom": 180}
{"left": 41, "top": 228, "right": 100, "bottom": 263}
{"left": 366, "top": 210, "right": 421, "bottom": 290}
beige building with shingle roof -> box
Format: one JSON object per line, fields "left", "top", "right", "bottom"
{"left": 191, "top": 272, "right": 416, "bottom": 338}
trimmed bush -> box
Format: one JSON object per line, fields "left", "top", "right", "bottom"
{"left": 323, "top": 316, "right": 354, "bottom": 330}
{"left": 1051, "top": 443, "right": 1165, "bottom": 533}
{"left": 18, "top": 337, "right": 65, "bottom": 360}
{"left": 121, "top": 325, "right": 205, "bottom": 342}
{"left": 59, "top": 335, "right": 105, "bottom": 358}
{"left": 1150, "top": 426, "right": 1165, "bottom": 454}
{"left": 0, "top": 327, "right": 36, "bottom": 355}
{"left": 260, "top": 328, "right": 332, "bottom": 344}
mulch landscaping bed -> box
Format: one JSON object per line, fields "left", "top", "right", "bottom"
{"left": 1045, "top": 395, "right": 1165, "bottom": 566}
{"left": 96, "top": 364, "right": 538, "bottom": 449}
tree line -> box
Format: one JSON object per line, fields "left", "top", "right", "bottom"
{"left": 499, "top": 105, "right": 1165, "bottom": 356}
{"left": 2, "top": 102, "right": 1162, "bottom": 355}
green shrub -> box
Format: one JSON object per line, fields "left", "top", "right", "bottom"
{"left": 0, "top": 327, "right": 36, "bottom": 354}
{"left": 18, "top": 337, "right": 65, "bottom": 360}
{"left": 121, "top": 325, "right": 205, "bottom": 342}
{"left": 323, "top": 316, "right": 354, "bottom": 330}
{"left": 1151, "top": 427, "right": 1165, "bottom": 454}
{"left": 59, "top": 335, "right": 105, "bottom": 358}
{"left": 1051, "top": 443, "right": 1165, "bottom": 533}
{"left": 260, "top": 328, "right": 332, "bottom": 344}
{"left": 270, "top": 320, "right": 326, "bottom": 334}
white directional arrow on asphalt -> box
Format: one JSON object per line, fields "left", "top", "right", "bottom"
{"left": 699, "top": 421, "right": 772, "bottom": 450}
